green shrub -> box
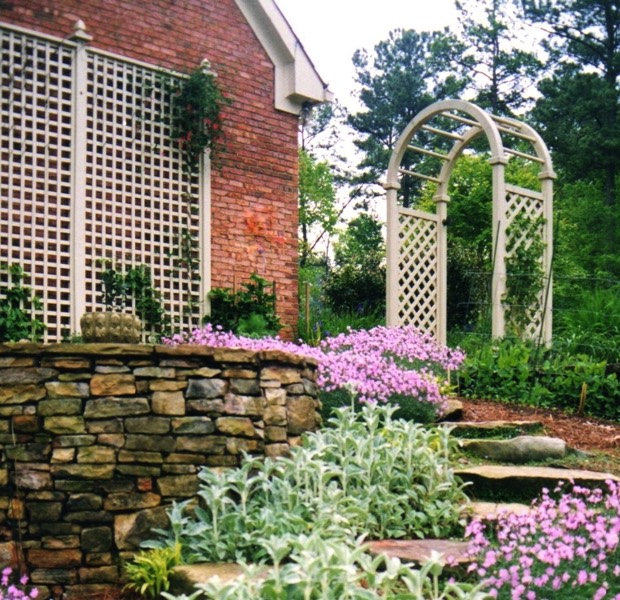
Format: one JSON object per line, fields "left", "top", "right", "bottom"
{"left": 146, "top": 404, "right": 468, "bottom": 567}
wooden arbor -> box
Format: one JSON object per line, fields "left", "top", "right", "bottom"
{"left": 385, "top": 100, "right": 555, "bottom": 345}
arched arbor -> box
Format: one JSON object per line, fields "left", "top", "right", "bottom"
{"left": 384, "top": 100, "right": 555, "bottom": 345}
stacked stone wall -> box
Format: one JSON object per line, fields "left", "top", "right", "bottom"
{"left": 0, "top": 343, "right": 319, "bottom": 599}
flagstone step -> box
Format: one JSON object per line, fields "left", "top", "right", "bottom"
{"left": 169, "top": 563, "right": 268, "bottom": 596}
{"left": 466, "top": 501, "right": 532, "bottom": 521}
{"left": 456, "top": 464, "right": 619, "bottom": 502}
{"left": 366, "top": 538, "right": 470, "bottom": 565}
{"left": 442, "top": 420, "right": 544, "bottom": 438}
{"left": 459, "top": 435, "right": 567, "bottom": 463}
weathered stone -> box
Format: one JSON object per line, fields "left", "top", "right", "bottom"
{"left": 152, "top": 391, "right": 185, "bottom": 415}
{"left": 50, "top": 464, "right": 114, "bottom": 479}
{"left": 44, "top": 416, "right": 86, "bottom": 434}
{"left": 63, "top": 583, "right": 118, "bottom": 598}
{"left": 186, "top": 398, "right": 225, "bottom": 414}
{"left": 216, "top": 417, "right": 257, "bottom": 437}
{"left": 367, "top": 539, "right": 471, "bottom": 566}
{"left": 38, "top": 398, "right": 82, "bottom": 416}
{"left": 84, "top": 552, "right": 113, "bottom": 566}
{"left": 226, "top": 438, "right": 262, "bottom": 455}
{"left": 0, "top": 541, "right": 18, "bottom": 566}
{"left": 0, "top": 367, "right": 57, "bottom": 385}
{"left": 84, "top": 397, "right": 149, "bottom": 418}
{"left": 222, "top": 368, "right": 256, "bottom": 378}
{"left": 28, "top": 548, "right": 82, "bottom": 568}
{"left": 28, "top": 501, "right": 63, "bottom": 522}
{"left": 58, "top": 372, "right": 92, "bottom": 381}
{"left": 0, "top": 357, "right": 35, "bottom": 367}
{"left": 87, "top": 419, "right": 123, "bottom": 434}
{"left": 159, "top": 359, "right": 201, "bottom": 368}
{"left": 78, "top": 566, "right": 119, "bottom": 583}
{"left": 125, "top": 434, "right": 176, "bottom": 453}
{"left": 97, "top": 434, "right": 126, "bottom": 447}
{"left": 166, "top": 453, "right": 207, "bottom": 464}
{"left": 15, "top": 467, "right": 51, "bottom": 490}
{"left": 438, "top": 398, "right": 463, "bottom": 421}
{"left": 42, "top": 358, "right": 89, "bottom": 370}
{"left": 286, "top": 383, "right": 304, "bottom": 394}
{"left": 461, "top": 436, "right": 567, "bottom": 463}
{"left": 30, "top": 567, "right": 78, "bottom": 585}
{"left": 302, "top": 378, "right": 318, "bottom": 396}
{"left": 162, "top": 464, "right": 197, "bottom": 475}
{"left": 186, "top": 378, "right": 228, "bottom": 399}
{"left": 52, "top": 448, "right": 75, "bottom": 463}
{"left": 95, "top": 365, "right": 130, "bottom": 374}
{"left": 149, "top": 379, "right": 187, "bottom": 391}
{"left": 0, "top": 384, "right": 46, "bottom": 404}
{"left": 67, "top": 493, "right": 102, "bottom": 511}
{"left": 287, "top": 396, "right": 317, "bottom": 434}
{"left": 77, "top": 446, "right": 116, "bottom": 463}
{"left": 264, "top": 405, "right": 286, "bottom": 426}
{"left": 45, "top": 381, "right": 90, "bottom": 398}
{"left": 171, "top": 417, "right": 215, "bottom": 434}
{"left": 264, "top": 426, "right": 287, "bottom": 442}
{"left": 264, "top": 388, "right": 286, "bottom": 406}
{"left": 133, "top": 366, "right": 175, "bottom": 378}
{"left": 42, "top": 535, "right": 80, "bottom": 549}
{"left": 265, "top": 443, "right": 290, "bottom": 458}
{"left": 169, "top": 563, "right": 261, "bottom": 596}
{"left": 125, "top": 416, "right": 171, "bottom": 434}
{"left": 213, "top": 348, "right": 257, "bottom": 363}
{"left": 101, "top": 480, "right": 135, "bottom": 493}
{"left": 11, "top": 414, "right": 39, "bottom": 432}
{"left": 55, "top": 435, "right": 96, "bottom": 447}
{"left": 261, "top": 366, "right": 301, "bottom": 384}
{"left": 468, "top": 501, "right": 533, "bottom": 521}
{"left": 223, "top": 394, "right": 265, "bottom": 416}
{"left": 104, "top": 492, "right": 161, "bottom": 511}
{"left": 64, "top": 510, "right": 114, "bottom": 523}
{"left": 445, "top": 420, "right": 543, "bottom": 437}
{"left": 157, "top": 475, "right": 200, "bottom": 497}
{"left": 176, "top": 436, "right": 226, "bottom": 454}
{"left": 114, "top": 507, "right": 169, "bottom": 550}
{"left": 90, "top": 374, "right": 136, "bottom": 397}
{"left": 229, "top": 378, "right": 261, "bottom": 395}
{"left": 39, "top": 522, "right": 80, "bottom": 535}
{"left": 6, "top": 442, "right": 50, "bottom": 462}
{"left": 118, "top": 450, "right": 163, "bottom": 463}
{"left": 116, "top": 465, "right": 161, "bottom": 477}
{"left": 8, "top": 498, "right": 25, "bottom": 519}
{"left": 204, "top": 455, "right": 240, "bottom": 467}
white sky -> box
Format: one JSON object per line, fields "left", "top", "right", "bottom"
{"left": 275, "top": 0, "right": 459, "bottom": 110}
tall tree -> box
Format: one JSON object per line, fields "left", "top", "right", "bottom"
{"left": 298, "top": 149, "right": 337, "bottom": 267}
{"left": 348, "top": 28, "right": 467, "bottom": 207}
{"left": 525, "top": 0, "right": 620, "bottom": 207}
{"left": 455, "top": 0, "right": 543, "bottom": 116}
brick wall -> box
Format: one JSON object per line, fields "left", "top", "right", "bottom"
{"left": 0, "top": 0, "right": 301, "bottom": 336}
{"left": 0, "top": 342, "right": 319, "bottom": 599}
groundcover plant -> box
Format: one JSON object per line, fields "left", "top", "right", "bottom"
{"left": 165, "top": 324, "right": 464, "bottom": 411}
{"left": 463, "top": 481, "right": 620, "bottom": 599}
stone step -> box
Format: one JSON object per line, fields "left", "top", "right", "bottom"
{"left": 169, "top": 563, "right": 268, "bottom": 596}
{"left": 459, "top": 435, "right": 567, "bottom": 463}
{"left": 366, "top": 538, "right": 470, "bottom": 566}
{"left": 456, "top": 465, "right": 619, "bottom": 502}
{"left": 466, "top": 501, "right": 532, "bottom": 521}
{"left": 438, "top": 398, "right": 463, "bottom": 421}
{"left": 442, "top": 420, "right": 543, "bottom": 438}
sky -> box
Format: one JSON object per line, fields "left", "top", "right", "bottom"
{"left": 275, "top": 0, "right": 460, "bottom": 110}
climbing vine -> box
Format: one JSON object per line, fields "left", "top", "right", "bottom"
{"left": 503, "top": 213, "right": 546, "bottom": 336}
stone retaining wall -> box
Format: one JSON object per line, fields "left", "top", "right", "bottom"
{"left": 0, "top": 343, "right": 320, "bottom": 599}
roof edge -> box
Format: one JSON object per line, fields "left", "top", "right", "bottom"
{"left": 234, "top": 0, "right": 333, "bottom": 114}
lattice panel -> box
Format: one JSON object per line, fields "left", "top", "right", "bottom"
{"left": 84, "top": 54, "right": 202, "bottom": 334}
{"left": 0, "top": 29, "right": 75, "bottom": 340}
{"left": 505, "top": 185, "right": 546, "bottom": 339}
{"left": 397, "top": 211, "right": 438, "bottom": 334}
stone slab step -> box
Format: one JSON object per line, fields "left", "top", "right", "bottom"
{"left": 467, "top": 501, "right": 532, "bottom": 521}
{"left": 442, "top": 420, "right": 543, "bottom": 438}
{"left": 459, "top": 435, "right": 566, "bottom": 463}
{"left": 438, "top": 398, "right": 463, "bottom": 421}
{"left": 456, "top": 465, "right": 619, "bottom": 502}
{"left": 366, "top": 539, "right": 470, "bottom": 565}
{"left": 168, "top": 563, "right": 268, "bottom": 596}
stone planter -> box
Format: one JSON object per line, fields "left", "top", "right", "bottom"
{"left": 80, "top": 311, "right": 142, "bottom": 343}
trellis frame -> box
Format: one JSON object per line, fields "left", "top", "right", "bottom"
{"left": 385, "top": 99, "right": 555, "bottom": 345}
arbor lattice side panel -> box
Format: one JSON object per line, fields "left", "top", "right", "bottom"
{"left": 0, "top": 28, "right": 75, "bottom": 338}
{"left": 396, "top": 210, "right": 438, "bottom": 334}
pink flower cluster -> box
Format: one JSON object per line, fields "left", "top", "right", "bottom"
{"left": 0, "top": 568, "right": 39, "bottom": 600}
{"left": 464, "top": 481, "right": 620, "bottom": 599}
{"left": 165, "top": 324, "right": 464, "bottom": 407}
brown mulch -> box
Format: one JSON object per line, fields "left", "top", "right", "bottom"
{"left": 459, "top": 397, "right": 620, "bottom": 456}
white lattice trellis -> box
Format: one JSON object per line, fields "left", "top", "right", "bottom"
{"left": 396, "top": 209, "right": 439, "bottom": 334}
{"left": 0, "top": 22, "right": 209, "bottom": 341}
{"left": 386, "top": 100, "right": 554, "bottom": 345}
